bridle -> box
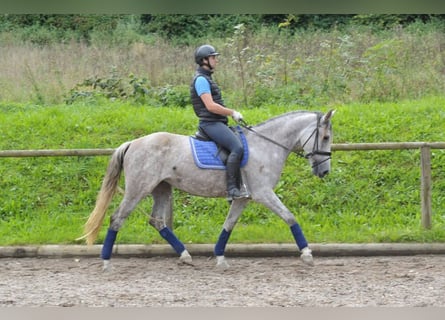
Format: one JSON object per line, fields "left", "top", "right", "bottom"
{"left": 238, "top": 114, "right": 332, "bottom": 168}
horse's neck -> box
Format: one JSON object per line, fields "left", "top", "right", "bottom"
{"left": 255, "top": 112, "right": 316, "bottom": 149}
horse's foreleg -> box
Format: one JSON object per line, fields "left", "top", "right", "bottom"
{"left": 149, "top": 182, "right": 192, "bottom": 265}
{"left": 290, "top": 223, "right": 313, "bottom": 266}
{"left": 256, "top": 190, "right": 314, "bottom": 266}
{"left": 214, "top": 199, "right": 249, "bottom": 269}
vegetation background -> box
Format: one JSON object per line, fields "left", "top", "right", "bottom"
{"left": 0, "top": 14, "right": 444, "bottom": 246}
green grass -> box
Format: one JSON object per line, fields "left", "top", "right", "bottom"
{"left": 0, "top": 97, "right": 444, "bottom": 245}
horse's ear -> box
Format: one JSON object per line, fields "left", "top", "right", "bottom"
{"left": 322, "top": 109, "right": 336, "bottom": 124}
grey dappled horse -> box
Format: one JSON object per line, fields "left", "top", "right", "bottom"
{"left": 78, "top": 110, "right": 335, "bottom": 271}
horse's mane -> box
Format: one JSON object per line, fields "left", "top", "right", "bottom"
{"left": 254, "top": 110, "right": 322, "bottom": 128}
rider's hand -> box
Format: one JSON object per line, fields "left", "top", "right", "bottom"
{"left": 232, "top": 111, "right": 243, "bottom": 122}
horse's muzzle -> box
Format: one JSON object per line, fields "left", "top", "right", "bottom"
{"left": 310, "top": 153, "right": 331, "bottom": 178}
{"left": 317, "top": 169, "right": 329, "bottom": 178}
{"left": 312, "top": 157, "right": 331, "bottom": 178}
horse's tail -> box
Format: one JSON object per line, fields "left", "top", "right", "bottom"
{"left": 77, "top": 141, "right": 131, "bottom": 245}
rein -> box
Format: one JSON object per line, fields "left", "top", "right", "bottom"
{"left": 238, "top": 119, "right": 293, "bottom": 153}
{"left": 238, "top": 115, "right": 331, "bottom": 168}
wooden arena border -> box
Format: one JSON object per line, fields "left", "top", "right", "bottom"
{"left": 1, "top": 142, "right": 445, "bottom": 229}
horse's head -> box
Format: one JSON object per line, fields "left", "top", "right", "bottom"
{"left": 300, "top": 109, "right": 335, "bottom": 178}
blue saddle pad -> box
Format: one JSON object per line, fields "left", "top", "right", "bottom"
{"left": 189, "top": 126, "right": 249, "bottom": 170}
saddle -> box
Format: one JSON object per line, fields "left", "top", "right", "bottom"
{"left": 189, "top": 125, "right": 249, "bottom": 170}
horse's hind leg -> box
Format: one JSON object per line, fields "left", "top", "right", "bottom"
{"left": 149, "top": 182, "right": 192, "bottom": 265}
{"left": 101, "top": 194, "right": 145, "bottom": 271}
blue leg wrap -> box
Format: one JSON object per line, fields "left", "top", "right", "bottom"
{"left": 159, "top": 227, "right": 185, "bottom": 255}
{"left": 290, "top": 223, "right": 308, "bottom": 250}
{"left": 214, "top": 229, "right": 231, "bottom": 256}
{"left": 101, "top": 228, "right": 118, "bottom": 260}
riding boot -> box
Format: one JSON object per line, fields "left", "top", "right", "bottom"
{"left": 226, "top": 159, "right": 250, "bottom": 200}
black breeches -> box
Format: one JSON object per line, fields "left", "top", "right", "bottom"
{"left": 199, "top": 121, "right": 244, "bottom": 161}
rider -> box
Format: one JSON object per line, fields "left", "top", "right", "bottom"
{"left": 190, "top": 44, "right": 250, "bottom": 200}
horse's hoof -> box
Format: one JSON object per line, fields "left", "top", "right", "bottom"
{"left": 179, "top": 250, "right": 193, "bottom": 265}
{"left": 300, "top": 247, "right": 315, "bottom": 267}
{"left": 216, "top": 255, "right": 230, "bottom": 269}
{"left": 102, "top": 260, "right": 113, "bottom": 272}
{"left": 301, "top": 254, "right": 314, "bottom": 266}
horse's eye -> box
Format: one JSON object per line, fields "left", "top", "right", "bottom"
{"left": 323, "top": 135, "right": 330, "bottom": 141}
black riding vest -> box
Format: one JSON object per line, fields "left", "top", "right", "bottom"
{"left": 190, "top": 67, "right": 228, "bottom": 123}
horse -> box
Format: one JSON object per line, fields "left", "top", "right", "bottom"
{"left": 78, "top": 109, "right": 335, "bottom": 271}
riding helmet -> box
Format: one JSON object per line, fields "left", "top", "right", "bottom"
{"left": 194, "top": 44, "right": 220, "bottom": 65}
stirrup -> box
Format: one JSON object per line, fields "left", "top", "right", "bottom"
{"left": 227, "top": 188, "right": 251, "bottom": 201}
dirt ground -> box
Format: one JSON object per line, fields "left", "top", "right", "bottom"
{"left": 0, "top": 254, "right": 444, "bottom": 307}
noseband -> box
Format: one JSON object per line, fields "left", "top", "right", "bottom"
{"left": 239, "top": 114, "right": 331, "bottom": 168}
